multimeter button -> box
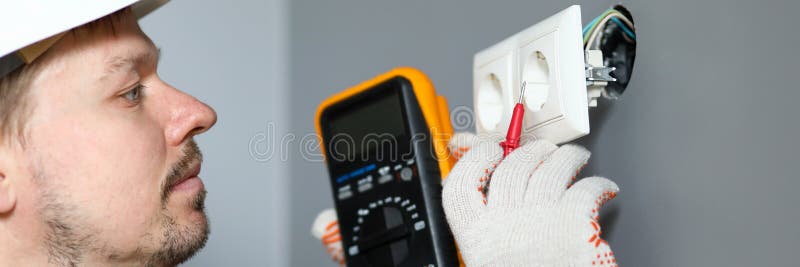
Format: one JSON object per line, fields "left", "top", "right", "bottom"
{"left": 378, "top": 166, "right": 391, "bottom": 175}
{"left": 378, "top": 174, "right": 393, "bottom": 184}
{"left": 357, "top": 183, "right": 373, "bottom": 193}
{"left": 400, "top": 167, "right": 413, "bottom": 181}
{"left": 337, "top": 190, "right": 353, "bottom": 200}
{"left": 414, "top": 220, "right": 426, "bottom": 231}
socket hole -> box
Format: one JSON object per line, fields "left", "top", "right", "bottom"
{"left": 522, "top": 51, "right": 550, "bottom": 111}
{"left": 477, "top": 73, "right": 504, "bottom": 131}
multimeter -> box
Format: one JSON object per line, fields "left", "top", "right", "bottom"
{"left": 316, "top": 67, "right": 459, "bottom": 267}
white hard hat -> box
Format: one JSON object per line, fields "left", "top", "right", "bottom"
{"left": 0, "top": 0, "right": 169, "bottom": 78}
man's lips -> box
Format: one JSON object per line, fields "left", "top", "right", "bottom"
{"left": 170, "top": 162, "right": 202, "bottom": 190}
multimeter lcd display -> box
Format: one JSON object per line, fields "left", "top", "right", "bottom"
{"left": 324, "top": 83, "right": 412, "bottom": 181}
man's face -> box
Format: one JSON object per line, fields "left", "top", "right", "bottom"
{"left": 8, "top": 11, "right": 217, "bottom": 266}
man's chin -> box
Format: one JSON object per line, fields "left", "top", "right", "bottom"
{"left": 170, "top": 215, "right": 209, "bottom": 266}
{"left": 149, "top": 219, "right": 209, "bottom": 266}
{"left": 150, "top": 189, "right": 209, "bottom": 266}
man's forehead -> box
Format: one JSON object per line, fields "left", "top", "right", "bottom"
{"left": 90, "top": 11, "right": 160, "bottom": 78}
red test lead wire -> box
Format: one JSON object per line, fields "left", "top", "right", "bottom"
{"left": 500, "top": 82, "right": 527, "bottom": 157}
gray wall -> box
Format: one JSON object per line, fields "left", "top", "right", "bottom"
{"left": 139, "top": 0, "right": 290, "bottom": 266}
{"left": 290, "top": 0, "right": 800, "bottom": 266}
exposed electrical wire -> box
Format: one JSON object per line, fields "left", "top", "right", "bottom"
{"left": 583, "top": 8, "right": 636, "bottom": 49}
{"left": 583, "top": 5, "right": 637, "bottom": 98}
{"left": 582, "top": 9, "right": 615, "bottom": 37}
{"left": 586, "top": 13, "right": 632, "bottom": 49}
{"left": 610, "top": 17, "right": 636, "bottom": 40}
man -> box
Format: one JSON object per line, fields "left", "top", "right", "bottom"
{"left": 2, "top": 0, "right": 618, "bottom": 266}
{"left": 0, "top": 1, "right": 216, "bottom": 266}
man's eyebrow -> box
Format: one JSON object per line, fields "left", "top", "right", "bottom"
{"left": 101, "top": 47, "right": 161, "bottom": 80}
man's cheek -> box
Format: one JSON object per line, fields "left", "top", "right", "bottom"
{"left": 94, "top": 155, "right": 165, "bottom": 221}
{"left": 34, "top": 121, "right": 164, "bottom": 212}
{"left": 102, "top": 186, "right": 162, "bottom": 231}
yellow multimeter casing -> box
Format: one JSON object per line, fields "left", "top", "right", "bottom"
{"left": 315, "top": 67, "right": 454, "bottom": 177}
{"left": 315, "top": 67, "right": 460, "bottom": 267}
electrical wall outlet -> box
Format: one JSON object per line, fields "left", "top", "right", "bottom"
{"left": 473, "top": 5, "right": 589, "bottom": 144}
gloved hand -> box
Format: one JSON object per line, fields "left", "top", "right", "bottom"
{"left": 443, "top": 132, "right": 619, "bottom": 267}
{"left": 311, "top": 209, "right": 345, "bottom": 266}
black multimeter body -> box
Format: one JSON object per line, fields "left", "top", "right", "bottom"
{"left": 318, "top": 76, "right": 458, "bottom": 267}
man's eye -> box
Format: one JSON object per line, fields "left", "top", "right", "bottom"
{"left": 122, "top": 84, "right": 145, "bottom": 102}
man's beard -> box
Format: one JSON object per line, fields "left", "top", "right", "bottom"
{"left": 145, "top": 188, "right": 209, "bottom": 267}
{"left": 36, "top": 140, "right": 209, "bottom": 267}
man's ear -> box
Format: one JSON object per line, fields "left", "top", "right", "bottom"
{"left": 0, "top": 171, "right": 15, "bottom": 213}
{"left": 0, "top": 147, "right": 17, "bottom": 214}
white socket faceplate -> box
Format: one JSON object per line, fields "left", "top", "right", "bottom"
{"left": 473, "top": 5, "right": 589, "bottom": 144}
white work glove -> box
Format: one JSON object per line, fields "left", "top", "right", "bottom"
{"left": 443, "top": 132, "right": 619, "bottom": 267}
{"left": 311, "top": 209, "right": 345, "bottom": 266}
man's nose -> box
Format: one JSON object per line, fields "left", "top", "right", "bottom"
{"left": 163, "top": 87, "right": 217, "bottom": 146}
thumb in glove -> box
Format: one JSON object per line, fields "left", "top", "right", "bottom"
{"left": 311, "top": 208, "right": 345, "bottom": 266}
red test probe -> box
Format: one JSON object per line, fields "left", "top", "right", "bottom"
{"left": 500, "top": 82, "right": 528, "bottom": 157}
